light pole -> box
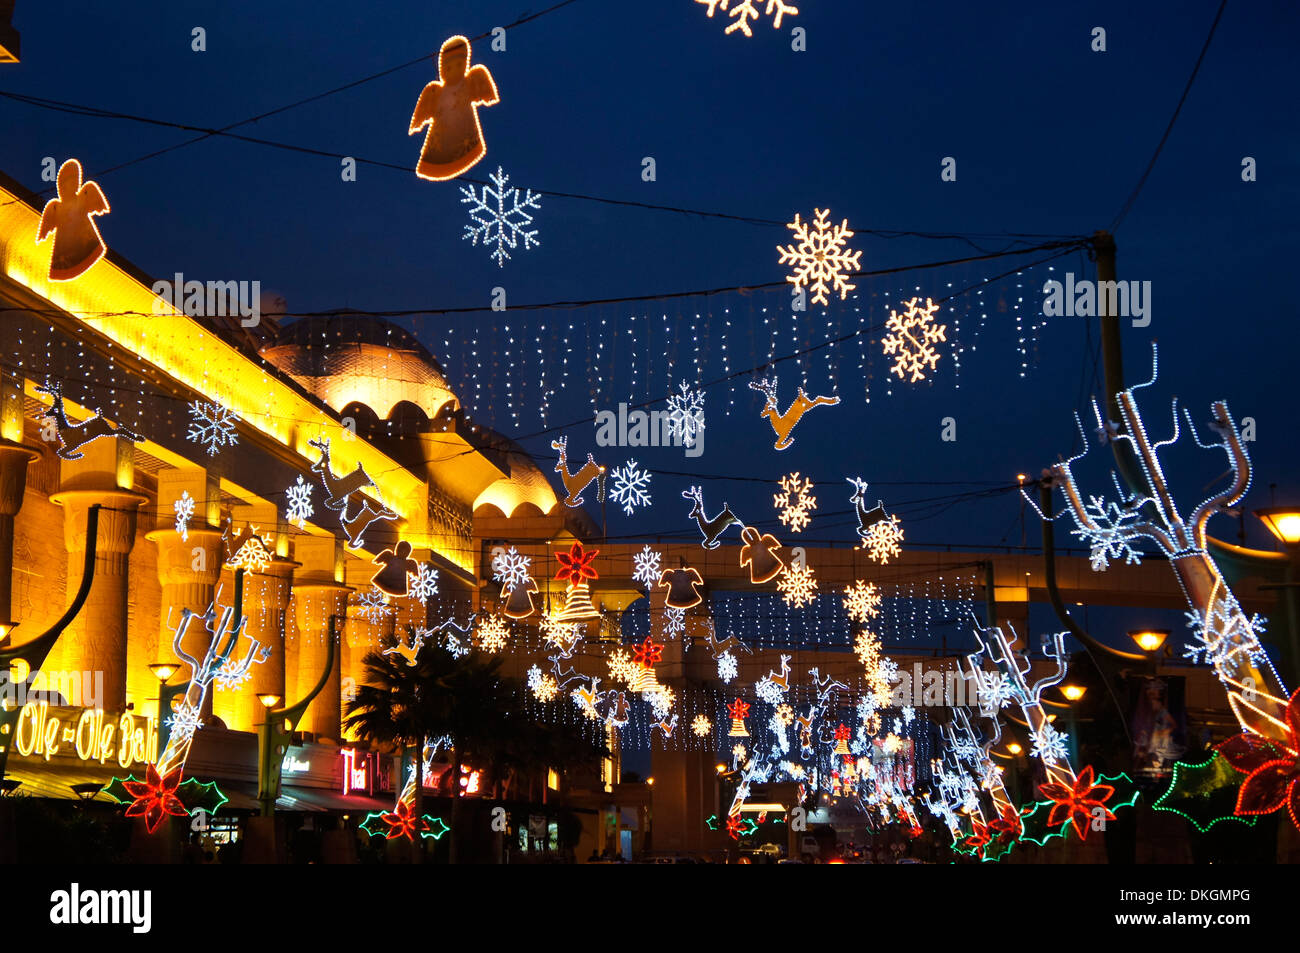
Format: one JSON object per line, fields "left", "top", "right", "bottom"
{"left": 149, "top": 662, "right": 183, "bottom": 757}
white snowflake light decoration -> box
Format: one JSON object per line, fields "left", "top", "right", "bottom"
{"left": 860, "top": 514, "right": 904, "bottom": 563}
{"left": 696, "top": 0, "right": 799, "bottom": 37}
{"left": 881, "top": 297, "right": 947, "bottom": 383}
{"left": 460, "top": 166, "right": 541, "bottom": 267}
{"left": 902, "top": 705, "right": 916, "bottom": 725}
{"left": 717, "top": 651, "right": 738, "bottom": 683}
{"left": 476, "top": 614, "right": 510, "bottom": 653}
{"left": 882, "top": 733, "right": 904, "bottom": 755}
{"left": 976, "top": 670, "right": 1016, "bottom": 711}
{"left": 491, "top": 546, "right": 532, "bottom": 591}
{"left": 1031, "top": 723, "right": 1070, "bottom": 766}
{"left": 842, "top": 579, "right": 882, "bottom": 622}
{"left": 356, "top": 588, "right": 392, "bottom": 625}
{"left": 173, "top": 491, "right": 194, "bottom": 542}
{"left": 408, "top": 563, "right": 439, "bottom": 605}
{"left": 607, "top": 648, "right": 636, "bottom": 686}
{"left": 632, "top": 545, "right": 662, "bottom": 590}
{"left": 664, "top": 380, "right": 706, "bottom": 448}
{"left": 187, "top": 400, "right": 239, "bottom": 456}
{"left": 527, "top": 665, "right": 559, "bottom": 703}
{"left": 663, "top": 606, "right": 686, "bottom": 638}
{"left": 691, "top": 714, "right": 713, "bottom": 737}
{"left": 777, "top": 563, "right": 818, "bottom": 607}
{"left": 443, "top": 629, "right": 470, "bottom": 658}
{"left": 1072, "top": 495, "right": 1145, "bottom": 571}
{"left": 755, "top": 677, "right": 785, "bottom": 706}
{"left": 213, "top": 658, "right": 252, "bottom": 691}
{"left": 166, "top": 702, "right": 203, "bottom": 743}
{"left": 773, "top": 472, "right": 817, "bottom": 533}
{"left": 285, "top": 475, "right": 314, "bottom": 529}
{"left": 777, "top": 207, "right": 862, "bottom": 306}
{"left": 609, "top": 459, "right": 652, "bottom": 515}
{"left": 643, "top": 686, "right": 675, "bottom": 719}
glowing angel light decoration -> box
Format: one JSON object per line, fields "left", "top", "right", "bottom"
{"left": 36, "top": 158, "right": 110, "bottom": 281}
{"left": 409, "top": 35, "right": 499, "bottom": 181}
{"left": 777, "top": 208, "right": 862, "bottom": 305}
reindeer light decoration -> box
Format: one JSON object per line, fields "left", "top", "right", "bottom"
{"left": 306, "top": 437, "right": 397, "bottom": 547}
{"left": 382, "top": 627, "right": 428, "bottom": 667}
{"left": 748, "top": 376, "right": 840, "bottom": 451}
{"left": 35, "top": 380, "right": 141, "bottom": 460}
{"left": 847, "top": 478, "right": 904, "bottom": 561}
{"left": 550, "top": 435, "right": 605, "bottom": 507}
{"left": 1039, "top": 344, "right": 1291, "bottom": 747}
{"left": 683, "top": 485, "right": 740, "bottom": 549}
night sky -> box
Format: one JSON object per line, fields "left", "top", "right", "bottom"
{"left": 3, "top": 1, "right": 1297, "bottom": 652}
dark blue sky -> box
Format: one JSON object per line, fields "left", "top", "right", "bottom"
{"left": 4, "top": 1, "right": 1297, "bottom": 642}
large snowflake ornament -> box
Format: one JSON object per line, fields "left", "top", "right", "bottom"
{"left": 491, "top": 546, "right": 531, "bottom": 591}
{"left": 755, "top": 677, "right": 785, "bottom": 706}
{"left": 285, "top": 475, "right": 314, "bottom": 529}
{"left": 643, "top": 685, "right": 675, "bottom": 719}
{"left": 691, "top": 714, "right": 713, "bottom": 737}
{"left": 976, "top": 670, "right": 1017, "bottom": 711}
{"left": 1073, "top": 495, "right": 1145, "bottom": 571}
{"left": 187, "top": 400, "right": 239, "bottom": 456}
{"left": 696, "top": 0, "right": 799, "bottom": 37}
{"left": 607, "top": 648, "right": 637, "bottom": 686}
{"left": 860, "top": 514, "right": 904, "bottom": 563}
{"left": 165, "top": 702, "right": 203, "bottom": 743}
{"left": 632, "top": 545, "right": 662, "bottom": 590}
{"left": 842, "top": 579, "right": 883, "bottom": 622}
{"left": 460, "top": 166, "right": 541, "bottom": 267}
{"left": 777, "top": 208, "right": 862, "bottom": 306}
{"left": 173, "top": 491, "right": 194, "bottom": 542}
{"left": 213, "top": 657, "right": 252, "bottom": 691}
{"left": 527, "top": 665, "right": 559, "bottom": 703}
{"left": 356, "top": 588, "right": 392, "bottom": 625}
{"left": 664, "top": 380, "right": 706, "bottom": 448}
{"left": 663, "top": 605, "right": 687, "bottom": 638}
{"left": 774, "top": 472, "right": 817, "bottom": 533}
{"left": 777, "top": 563, "right": 818, "bottom": 607}
{"left": 475, "top": 614, "right": 510, "bottom": 653}
{"left": 408, "top": 563, "right": 439, "bottom": 605}
{"left": 1031, "top": 723, "right": 1070, "bottom": 766}
{"left": 717, "top": 651, "right": 739, "bottom": 683}
{"left": 881, "top": 297, "right": 947, "bottom": 383}
{"left": 609, "top": 460, "right": 653, "bottom": 515}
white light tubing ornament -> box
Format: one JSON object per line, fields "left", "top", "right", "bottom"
{"left": 609, "top": 460, "right": 653, "bottom": 515}
{"left": 173, "top": 491, "right": 194, "bottom": 542}
{"left": 461, "top": 165, "right": 541, "bottom": 267}
{"left": 187, "top": 400, "right": 239, "bottom": 456}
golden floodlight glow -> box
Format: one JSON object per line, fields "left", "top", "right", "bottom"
{"left": 1130, "top": 629, "right": 1169, "bottom": 652}
{"left": 0, "top": 180, "right": 470, "bottom": 570}
{"left": 1061, "top": 684, "right": 1087, "bottom": 702}
{"left": 1006, "top": 742, "right": 1023, "bottom": 755}
{"left": 1256, "top": 508, "right": 1300, "bottom": 547}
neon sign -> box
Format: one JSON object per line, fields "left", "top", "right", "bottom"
{"left": 12, "top": 702, "right": 157, "bottom": 769}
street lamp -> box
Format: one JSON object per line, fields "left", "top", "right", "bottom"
{"left": 257, "top": 693, "right": 282, "bottom": 710}
{"left": 1256, "top": 508, "right": 1300, "bottom": 548}
{"left": 1006, "top": 742, "right": 1023, "bottom": 756}
{"left": 149, "top": 662, "right": 185, "bottom": 755}
{"left": 1061, "top": 684, "right": 1087, "bottom": 702}
{"left": 0, "top": 778, "right": 20, "bottom": 796}
{"left": 71, "top": 782, "right": 102, "bottom": 802}
{"left": 1129, "top": 629, "right": 1169, "bottom": 653}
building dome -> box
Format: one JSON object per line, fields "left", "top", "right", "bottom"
{"left": 260, "top": 314, "right": 458, "bottom": 420}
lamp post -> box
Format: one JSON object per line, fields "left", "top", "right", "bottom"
{"left": 1129, "top": 629, "right": 1169, "bottom": 655}
{"left": 149, "top": 662, "right": 184, "bottom": 756}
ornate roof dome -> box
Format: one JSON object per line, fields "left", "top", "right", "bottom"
{"left": 260, "top": 314, "right": 458, "bottom": 420}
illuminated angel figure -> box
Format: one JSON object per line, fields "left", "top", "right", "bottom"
{"left": 409, "top": 35, "right": 500, "bottom": 182}
{"left": 37, "top": 158, "right": 110, "bottom": 281}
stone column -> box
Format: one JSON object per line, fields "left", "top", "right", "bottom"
{"left": 229, "top": 557, "right": 295, "bottom": 733}
{"left": 145, "top": 469, "right": 223, "bottom": 721}
{"left": 48, "top": 437, "right": 146, "bottom": 713}
{"left": 0, "top": 440, "right": 39, "bottom": 638}
{"left": 292, "top": 535, "right": 350, "bottom": 742}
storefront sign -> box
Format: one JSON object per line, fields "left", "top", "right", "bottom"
{"left": 12, "top": 702, "right": 157, "bottom": 769}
